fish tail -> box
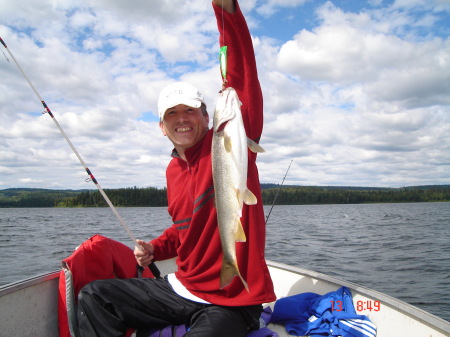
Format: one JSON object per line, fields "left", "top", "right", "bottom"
{"left": 220, "top": 258, "right": 250, "bottom": 292}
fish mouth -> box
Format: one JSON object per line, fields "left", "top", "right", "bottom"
{"left": 176, "top": 127, "right": 193, "bottom": 132}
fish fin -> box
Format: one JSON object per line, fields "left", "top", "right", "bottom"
{"left": 220, "top": 258, "right": 250, "bottom": 292}
{"left": 247, "top": 138, "right": 265, "bottom": 153}
{"left": 236, "top": 188, "right": 243, "bottom": 207}
{"left": 243, "top": 188, "right": 257, "bottom": 205}
{"left": 224, "top": 132, "right": 232, "bottom": 153}
{"left": 235, "top": 218, "right": 246, "bottom": 242}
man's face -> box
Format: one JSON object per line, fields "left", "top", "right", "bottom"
{"left": 159, "top": 104, "right": 209, "bottom": 155}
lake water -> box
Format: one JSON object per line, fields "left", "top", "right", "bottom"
{"left": 0, "top": 203, "right": 449, "bottom": 322}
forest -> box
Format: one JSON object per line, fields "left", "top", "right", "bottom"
{"left": 260, "top": 185, "right": 450, "bottom": 205}
{"left": 1, "top": 185, "right": 449, "bottom": 208}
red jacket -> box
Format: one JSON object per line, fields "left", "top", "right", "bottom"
{"left": 150, "top": 1, "right": 276, "bottom": 306}
{"left": 58, "top": 234, "right": 153, "bottom": 337}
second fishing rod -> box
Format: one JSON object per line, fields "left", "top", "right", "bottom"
{"left": 1, "top": 36, "right": 161, "bottom": 279}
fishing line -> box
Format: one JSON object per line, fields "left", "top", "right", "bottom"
{"left": 1, "top": 36, "right": 161, "bottom": 279}
{"left": 219, "top": 0, "right": 228, "bottom": 91}
{"left": 221, "top": 0, "right": 225, "bottom": 46}
{"left": 1, "top": 48, "right": 9, "bottom": 63}
{"left": 88, "top": 189, "right": 100, "bottom": 208}
{"left": 265, "top": 160, "right": 293, "bottom": 225}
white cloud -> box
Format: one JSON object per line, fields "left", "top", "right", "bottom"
{"left": 0, "top": 0, "right": 448, "bottom": 189}
{"left": 254, "top": 1, "right": 450, "bottom": 187}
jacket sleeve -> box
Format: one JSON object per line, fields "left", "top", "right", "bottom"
{"left": 213, "top": 1, "right": 263, "bottom": 147}
{"left": 150, "top": 226, "right": 180, "bottom": 261}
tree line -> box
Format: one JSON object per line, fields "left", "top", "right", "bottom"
{"left": 260, "top": 185, "right": 450, "bottom": 205}
{"left": 1, "top": 185, "right": 449, "bottom": 208}
{"left": 55, "top": 186, "right": 167, "bottom": 207}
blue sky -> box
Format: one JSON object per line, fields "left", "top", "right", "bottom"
{"left": 0, "top": 0, "right": 449, "bottom": 189}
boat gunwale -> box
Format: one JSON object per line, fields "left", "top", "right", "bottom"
{"left": 0, "top": 270, "right": 60, "bottom": 296}
{"left": 1, "top": 262, "right": 449, "bottom": 335}
{"left": 267, "top": 260, "right": 450, "bottom": 334}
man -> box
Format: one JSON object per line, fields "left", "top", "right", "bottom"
{"left": 77, "top": 1, "right": 275, "bottom": 336}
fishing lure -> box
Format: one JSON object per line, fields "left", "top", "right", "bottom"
{"left": 220, "top": 45, "right": 228, "bottom": 90}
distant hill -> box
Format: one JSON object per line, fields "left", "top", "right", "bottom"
{"left": 0, "top": 187, "right": 166, "bottom": 208}
{"left": 0, "top": 185, "right": 449, "bottom": 208}
{"left": 260, "top": 184, "right": 450, "bottom": 191}
{"left": 260, "top": 184, "right": 450, "bottom": 205}
{"left": 0, "top": 188, "right": 88, "bottom": 207}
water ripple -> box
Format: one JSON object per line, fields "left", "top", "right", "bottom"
{"left": 1, "top": 203, "right": 449, "bottom": 322}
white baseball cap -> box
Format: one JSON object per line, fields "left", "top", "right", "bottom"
{"left": 157, "top": 82, "right": 206, "bottom": 120}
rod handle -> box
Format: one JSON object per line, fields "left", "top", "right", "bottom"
{"left": 149, "top": 262, "right": 162, "bottom": 279}
{"left": 138, "top": 262, "right": 162, "bottom": 279}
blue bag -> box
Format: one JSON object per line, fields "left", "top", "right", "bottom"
{"left": 271, "top": 286, "right": 376, "bottom": 337}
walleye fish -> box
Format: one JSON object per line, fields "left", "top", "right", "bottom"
{"left": 212, "top": 87, "right": 264, "bottom": 292}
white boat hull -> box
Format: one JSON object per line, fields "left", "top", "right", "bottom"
{"left": 1, "top": 259, "right": 449, "bottom": 337}
{"left": 266, "top": 261, "right": 450, "bottom": 337}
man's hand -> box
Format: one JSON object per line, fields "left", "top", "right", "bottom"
{"left": 134, "top": 239, "right": 155, "bottom": 268}
{"left": 212, "top": 0, "right": 236, "bottom": 13}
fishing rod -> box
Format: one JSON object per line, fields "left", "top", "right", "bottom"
{"left": 265, "top": 160, "right": 293, "bottom": 225}
{"left": 1, "top": 37, "right": 161, "bottom": 279}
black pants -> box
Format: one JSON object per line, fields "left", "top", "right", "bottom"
{"left": 77, "top": 277, "right": 262, "bottom": 337}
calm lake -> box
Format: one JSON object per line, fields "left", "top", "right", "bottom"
{"left": 0, "top": 202, "right": 449, "bottom": 322}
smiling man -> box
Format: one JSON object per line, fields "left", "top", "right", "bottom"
{"left": 76, "top": 1, "right": 275, "bottom": 336}
{"left": 158, "top": 82, "right": 209, "bottom": 161}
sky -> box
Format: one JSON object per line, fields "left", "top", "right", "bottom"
{"left": 0, "top": 0, "right": 449, "bottom": 190}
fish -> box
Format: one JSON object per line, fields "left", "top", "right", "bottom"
{"left": 212, "top": 87, "right": 264, "bottom": 292}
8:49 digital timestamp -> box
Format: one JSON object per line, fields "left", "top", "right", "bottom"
{"left": 330, "top": 300, "right": 381, "bottom": 312}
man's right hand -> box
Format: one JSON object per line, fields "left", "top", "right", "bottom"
{"left": 134, "top": 239, "right": 155, "bottom": 267}
{"left": 212, "top": 0, "right": 236, "bottom": 13}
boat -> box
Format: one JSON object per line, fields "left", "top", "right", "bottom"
{"left": 1, "top": 258, "right": 449, "bottom": 337}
